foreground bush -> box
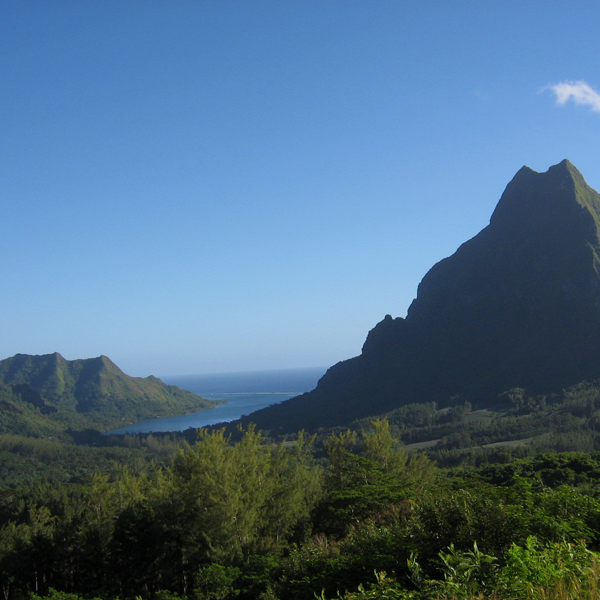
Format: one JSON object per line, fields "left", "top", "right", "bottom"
{"left": 320, "top": 538, "right": 600, "bottom": 600}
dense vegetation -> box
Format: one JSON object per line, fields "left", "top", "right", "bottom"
{"left": 327, "top": 379, "right": 600, "bottom": 467}
{"left": 5, "top": 367, "right": 600, "bottom": 598}
{"left": 5, "top": 413, "right": 600, "bottom": 600}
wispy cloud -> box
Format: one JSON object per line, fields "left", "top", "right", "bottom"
{"left": 547, "top": 80, "right": 600, "bottom": 113}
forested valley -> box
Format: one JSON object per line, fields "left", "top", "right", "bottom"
{"left": 7, "top": 379, "right": 600, "bottom": 600}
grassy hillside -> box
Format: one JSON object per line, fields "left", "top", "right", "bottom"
{"left": 297, "top": 379, "right": 600, "bottom": 469}
{"left": 0, "top": 352, "right": 215, "bottom": 434}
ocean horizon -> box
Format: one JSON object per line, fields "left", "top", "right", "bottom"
{"left": 108, "top": 366, "right": 327, "bottom": 434}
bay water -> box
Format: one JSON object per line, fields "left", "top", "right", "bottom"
{"left": 108, "top": 366, "right": 326, "bottom": 434}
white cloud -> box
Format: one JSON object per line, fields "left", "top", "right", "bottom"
{"left": 548, "top": 80, "right": 600, "bottom": 113}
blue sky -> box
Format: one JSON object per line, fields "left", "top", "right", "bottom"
{"left": 2, "top": 2, "right": 600, "bottom": 377}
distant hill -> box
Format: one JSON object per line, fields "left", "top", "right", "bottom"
{"left": 0, "top": 352, "right": 214, "bottom": 435}
{"left": 244, "top": 160, "right": 600, "bottom": 433}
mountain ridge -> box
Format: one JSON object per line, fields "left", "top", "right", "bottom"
{"left": 0, "top": 352, "right": 215, "bottom": 434}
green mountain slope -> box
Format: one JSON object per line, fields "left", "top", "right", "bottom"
{"left": 244, "top": 160, "right": 600, "bottom": 433}
{"left": 0, "top": 352, "right": 214, "bottom": 434}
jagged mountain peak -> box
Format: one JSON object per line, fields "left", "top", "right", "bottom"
{"left": 243, "top": 161, "right": 600, "bottom": 433}
{"left": 489, "top": 160, "right": 593, "bottom": 229}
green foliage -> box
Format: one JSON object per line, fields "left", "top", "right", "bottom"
{"left": 6, "top": 417, "right": 600, "bottom": 599}
{"left": 315, "top": 571, "right": 412, "bottom": 599}
{"left": 193, "top": 564, "right": 241, "bottom": 600}
{"left": 318, "top": 379, "right": 600, "bottom": 469}
{"left": 0, "top": 433, "right": 181, "bottom": 489}
{"left": 427, "top": 542, "right": 497, "bottom": 599}
{"left": 496, "top": 536, "right": 594, "bottom": 599}
{"left": 321, "top": 538, "right": 600, "bottom": 600}
{"left": 30, "top": 589, "right": 101, "bottom": 600}
{"left": 315, "top": 420, "right": 435, "bottom": 536}
{"left": 173, "top": 426, "right": 322, "bottom": 563}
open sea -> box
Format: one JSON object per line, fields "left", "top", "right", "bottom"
{"left": 108, "top": 366, "right": 326, "bottom": 434}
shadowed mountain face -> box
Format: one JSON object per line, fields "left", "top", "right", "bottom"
{"left": 244, "top": 160, "right": 600, "bottom": 433}
{"left": 0, "top": 352, "right": 214, "bottom": 432}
